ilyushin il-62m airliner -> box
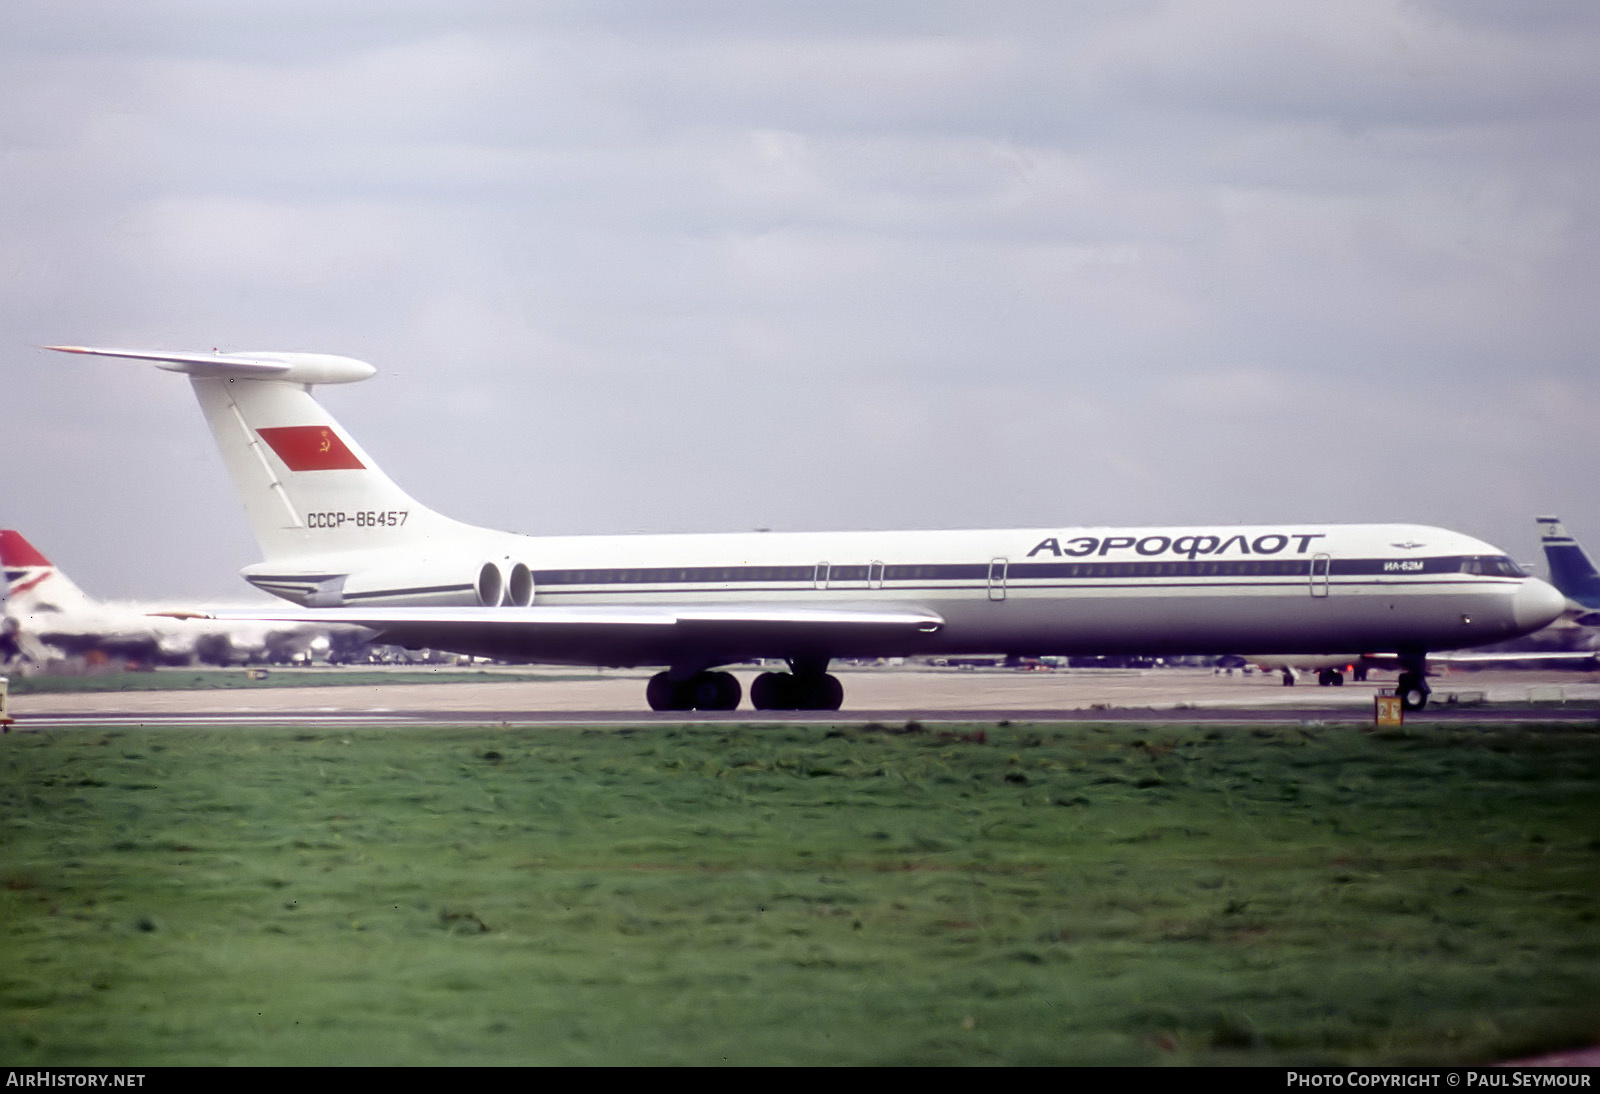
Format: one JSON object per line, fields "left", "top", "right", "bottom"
{"left": 50, "top": 345, "right": 1566, "bottom": 713}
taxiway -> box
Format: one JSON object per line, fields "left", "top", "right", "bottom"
{"left": 7, "top": 666, "right": 1597, "bottom": 729}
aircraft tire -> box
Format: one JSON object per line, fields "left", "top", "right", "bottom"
{"left": 751, "top": 671, "right": 794, "bottom": 711}
{"left": 795, "top": 673, "right": 844, "bottom": 711}
{"left": 646, "top": 672, "right": 694, "bottom": 712}
{"left": 1397, "top": 672, "right": 1430, "bottom": 711}
{"left": 693, "top": 671, "right": 742, "bottom": 711}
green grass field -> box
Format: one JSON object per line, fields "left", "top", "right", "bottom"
{"left": 3, "top": 719, "right": 1598, "bottom": 1065}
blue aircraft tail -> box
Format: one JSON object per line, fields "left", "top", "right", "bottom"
{"left": 1536, "top": 516, "right": 1600, "bottom": 611}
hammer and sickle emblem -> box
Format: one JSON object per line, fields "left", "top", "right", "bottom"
{"left": 319, "top": 429, "right": 332, "bottom": 454}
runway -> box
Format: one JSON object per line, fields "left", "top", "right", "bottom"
{"left": 8, "top": 666, "right": 1599, "bottom": 729}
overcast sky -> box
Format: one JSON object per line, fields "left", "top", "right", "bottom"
{"left": 4, "top": 1, "right": 1598, "bottom": 600}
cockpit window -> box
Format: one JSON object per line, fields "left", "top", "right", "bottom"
{"left": 1460, "top": 555, "right": 1525, "bottom": 577}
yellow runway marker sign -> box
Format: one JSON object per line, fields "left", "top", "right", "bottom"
{"left": 1374, "top": 691, "right": 1403, "bottom": 727}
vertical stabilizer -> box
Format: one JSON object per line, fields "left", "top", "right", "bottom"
{"left": 0, "top": 531, "right": 97, "bottom": 613}
{"left": 1536, "top": 516, "right": 1600, "bottom": 608}
{"left": 186, "top": 375, "right": 466, "bottom": 561}
{"left": 42, "top": 345, "right": 476, "bottom": 564}
{"left": 47, "top": 347, "right": 517, "bottom": 608}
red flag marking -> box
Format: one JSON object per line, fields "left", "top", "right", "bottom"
{"left": 257, "top": 426, "right": 365, "bottom": 471}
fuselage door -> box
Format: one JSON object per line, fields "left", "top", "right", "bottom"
{"left": 814, "top": 562, "right": 831, "bottom": 590}
{"left": 1310, "top": 553, "right": 1331, "bottom": 598}
{"left": 988, "top": 557, "right": 1009, "bottom": 601}
{"left": 868, "top": 560, "right": 886, "bottom": 590}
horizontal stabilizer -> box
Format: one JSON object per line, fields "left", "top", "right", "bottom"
{"left": 46, "top": 345, "right": 376, "bottom": 385}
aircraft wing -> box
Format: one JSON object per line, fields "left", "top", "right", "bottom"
{"left": 1361, "top": 649, "right": 1599, "bottom": 669}
{"left": 1561, "top": 606, "right": 1600, "bottom": 628}
{"left": 166, "top": 603, "right": 946, "bottom": 666}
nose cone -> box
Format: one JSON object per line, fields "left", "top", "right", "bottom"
{"left": 1513, "top": 577, "right": 1567, "bottom": 634}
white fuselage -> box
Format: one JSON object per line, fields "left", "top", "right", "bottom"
{"left": 239, "top": 520, "right": 1554, "bottom": 669}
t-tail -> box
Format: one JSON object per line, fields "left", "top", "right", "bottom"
{"left": 1536, "top": 515, "right": 1600, "bottom": 615}
{"left": 46, "top": 346, "right": 523, "bottom": 609}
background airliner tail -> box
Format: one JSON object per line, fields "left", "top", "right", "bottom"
{"left": 0, "top": 530, "right": 96, "bottom": 613}
{"left": 1536, "top": 516, "right": 1600, "bottom": 606}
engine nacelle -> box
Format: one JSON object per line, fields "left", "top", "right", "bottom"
{"left": 339, "top": 561, "right": 493, "bottom": 607}
{"left": 504, "top": 562, "right": 534, "bottom": 607}
{"left": 245, "top": 558, "right": 535, "bottom": 607}
{"left": 472, "top": 561, "right": 536, "bottom": 607}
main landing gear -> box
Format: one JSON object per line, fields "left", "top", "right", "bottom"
{"left": 645, "top": 660, "right": 845, "bottom": 712}
{"left": 750, "top": 658, "right": 843, "bottom": 711}
{"left": 646, "top": 670, "right": 741, "bottom": 711}
{"left": 750, "top": 670, "right": 843, "bottom": 711}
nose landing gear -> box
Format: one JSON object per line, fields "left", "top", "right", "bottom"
{"left": 1395, "top": 652, "right": 1431, "bottom": 711}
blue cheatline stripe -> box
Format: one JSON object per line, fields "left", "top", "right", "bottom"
{"left": 243, "top": 556, "right": 1525, "bottom": 601}
{"left": 529, "top": 579, "right": 1507, "bottom": 601}
{"left": 528, "top": 555, "right": 1513, "bottom": 587}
